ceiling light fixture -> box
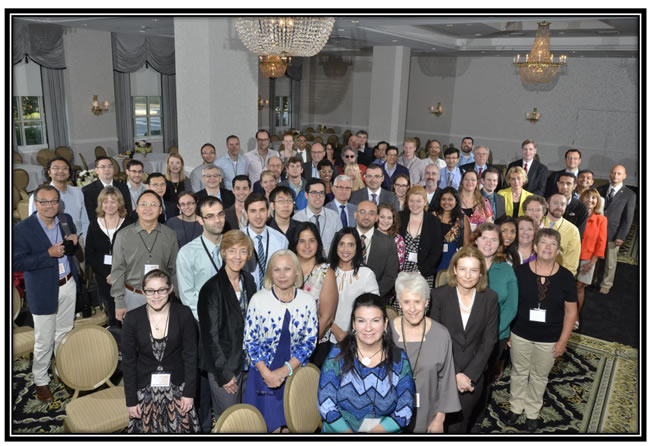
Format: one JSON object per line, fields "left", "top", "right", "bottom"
{"left": 236, "top": 17, "right": 335, "bottom": 78}
{"left": 513, "top": 22, "right": 567, "bottom": 84}
{"left": 351, "top": 20, "right": 360, "bottom": 24}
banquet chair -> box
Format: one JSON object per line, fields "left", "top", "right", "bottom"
{"left": 55, "top": 146, "right": 82, "bottom": 174}
{"left": 13, "top": 168, "right": 30, "bottom": 192}
{"left": 313, "top": 136, "right": 323, "bottom": 144}
{"left": 327, "top": 135, "right": 339, "bottom": 146}
{"left": 110, "top": 158, "right": 127, "bottom": 182}
{"left": 342, "top": 130, "right": 352, "bottom": 145}
{"left": 386, "top": 305, "right": 399, "bottom": 322}
{"left": 168, "top": 145, "right": 178, "bottom": 154}
{"left": 306, "top": 134, "right": 315, "bottom": 142}
{"left": 284, "top": 363, "right": 321, "bottom": 433}
{"left": 271, "top": 135, "right": 281, "bottom": 142}
{"left": 73, "top": 306, "right": 109, "bottom": 328}
{"left": 213, "top": 404, "right": 267, "bottom": 433}
{"left": 325, "top": 128, "right": 336, "bottom": 134}
{"left": 435, "top": 270, "right": 449, "bottom": 288}
{"left": 304, "top": 127, "right": 315, "bottom": 133}
{"left": 78, "top": 153, "right": 89, "bottom": 171}
{"left": 95, "top": 146, "right": 107, "bottom": 159}
{"left": 13, "top": 151, "right": 23, "bottom": 164}
{"left": 122, "top": 158, "right": 130, "bottom": 174}
{"left": 56, "top": 325, "right": 128, "bottom": 433}
{"left": 13, "top": 286, "right": 35, "bottom": 360}
{"left": 36, "top": 148, "right": 56, "bottom": 168}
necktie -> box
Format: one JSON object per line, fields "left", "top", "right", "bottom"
{"left": 371, "top": 193, "right": 378, "bottom": 205}
{"left": 524, "top": 162, "right": 528, "bottom": 173}
{"left": 549, "top": 221, "right": 555, "bottom": 229}
{"left": 477, "top": 167, "right": 483, "bottom": 178}
{"left": 340, "top": 205, "right": 348, "bottom": 227}
{"left": 361, "top": 234, "right": 367, "bottom": 261}
{"left": 607, "top": 188, "right": 615, "bottom": 204}
{"left": 256, "top": 235, "right": 266, "bottom": 286}
{"left": 314, "top": 214, "right": 321, "bottom": 234}
{"left": 447, "top": 172, "right": 452, "bottom": 187}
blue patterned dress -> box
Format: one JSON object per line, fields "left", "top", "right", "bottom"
{"left": 318, "top": 345, "right": 415, "bottom": 433}
{"left": 243, "top": 288, "right": 318, "bottom": 431}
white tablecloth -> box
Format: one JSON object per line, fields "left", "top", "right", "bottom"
{"left": 14, "top": 163, "right": 46, "bottom": 192}
{"left": 16, "top": 147, "right": 43, "bottom": 165}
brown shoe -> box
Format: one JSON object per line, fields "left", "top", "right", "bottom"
{"left": 35, "top": 384, "right": 53, "bottom": 402}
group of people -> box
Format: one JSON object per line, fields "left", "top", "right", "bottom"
{"left": 13, "top": 129, "right": 636, "bottom": 434}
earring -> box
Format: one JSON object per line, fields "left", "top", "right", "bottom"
{"left": 351, "top": 328, "right": 357, "bottom": 336}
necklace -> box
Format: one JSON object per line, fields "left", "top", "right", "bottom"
{"left": 400, "top": 316, "right": 426, "bottom": 380}
{"left": 358, "top": 346, "right": 383, "bottom": 367}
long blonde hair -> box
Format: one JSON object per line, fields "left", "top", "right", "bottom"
{"left": 165, "top": 153, "right": 186, "bottom": 182}
{"left": 344, "top": 163, "right": 365, "bottom": 191}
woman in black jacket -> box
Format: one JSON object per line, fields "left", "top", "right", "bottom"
{"left": 197, "top": 229, "right": 257, "bottom": 420}
{"left": 122, "top": 269, "right": 199, "bottom": 433}
{"left": 399, "top": 185, "right": 443, "bottom": 290}
{"left": 84, "top": 186, "right": 134, "bottom": 326}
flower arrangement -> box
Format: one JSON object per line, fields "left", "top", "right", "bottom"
{"left": 76, "top": 169, "right": 98, "bottom": 187}
{"left": 135, "top": 140, "right": 152, "bottom": 156}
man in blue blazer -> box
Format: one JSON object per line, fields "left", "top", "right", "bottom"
{"left": 13, "top": 185, "right": 80, "bottom": 402}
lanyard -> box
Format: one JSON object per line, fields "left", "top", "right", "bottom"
{"left": 247, "top": 228, "right": 270, "bottom": 270}
{"left": 358, "top": 358, "right": 381, "bottom": 418}
{"left": 400, "top": 316, "right": 426, "bottom": 381}
{"left": 103, "top": 217, "right": 123, "bottom": 255}
{"left": 146, "top": 303, "right": 170, "bottom": 371}
{"left": 200, "top": 235, "right": 220, "bottom": 273}
{"left": 138, "top": 229, "right": 159, "bottom": 258}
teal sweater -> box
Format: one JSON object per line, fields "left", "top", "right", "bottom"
{"left": 488, "top": 261, "right": 519, "bottom": 340}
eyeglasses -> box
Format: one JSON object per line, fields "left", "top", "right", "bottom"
{"left": 257, "top": 138, "right": 270, "bottom": 142}
{"left": 128, "top": 169, "right": 144, "bottom": 174}
{"left": 394, "top": 183, "right": 409, "bottom": 188}
{"left": 308, "top": 191, "right": 326, "bottom": 197}
{"left": 143, "top": 287, "right": 170, "bottom": 296}
{"left": 357, "top": 210, "right": 377, "bottom": 217}
{"left": 96, "top": 165, "right": 113, "bottom": 169}
{"left": 138, "top": 202, "right": 160, "bottom": 208}
{"left": 274, "top": 199, "right": 293, "bottom": 205}
{"left": 311, "top": 151, "right": 324, "bottom": 155}
{"left": 50, "top": 166, "right": 69, "bottom": 171}
{"left": 203, "top": 174, "right": 221, "bottom": 179}
{"left": 179, "top": 202, "right": 196, "bottom": 207}
{"left": 201, "top": 151, "right": 215, "bottom": 155}
{"left": 36, "top": 199, "right": 59, "bottom": 206}
{"left": 202, "top": 212, "right": 225, "bottom": 220}
{"left": 334, "top": 185, "right": 352, "bottom": 191}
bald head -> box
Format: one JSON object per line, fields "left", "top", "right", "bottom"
{"left": 609, "top": 164, "right": 627, "bottom": 186}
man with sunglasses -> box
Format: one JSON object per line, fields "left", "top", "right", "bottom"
{"left": 82, "top": 155, "right": 132, "bottom": 220}
{"left": 111, "top": 190, "right": 179, "bottom": 322}
{"left": 14, "top": 185, "right": 80, "bottom": 402}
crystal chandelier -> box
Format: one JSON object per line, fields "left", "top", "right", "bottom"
{"left": 513, "top": 22, "right": 567, "bottom": 84}
{"left": 236, "top": 17, "right": 336, "bottom": 78}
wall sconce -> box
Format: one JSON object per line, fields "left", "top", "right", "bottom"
{"left": 91, "top": 95, "right": 110, "bottom": 115}
{"left": 525, "top": 107, "right": 541, "bottom": 124}
{"left": 428, "top": 102, "right": 443, "bottom": 117}
{"left": 258, "top": 95, "right": 269, "bottom": 110}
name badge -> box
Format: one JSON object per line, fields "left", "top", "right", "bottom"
{"left": 59, "top": 262, "right": 65, "bottom": 275}
{"left": 408, "top": 252, "right": 418, "bottom": 262}
{"left": 529, "top": 308, "right": 546, "bottom": 323}
{"left": 443, "top": 243, "right": 449, "bottom": 253}
{"left": 104, "top": 254, "right": 113, "bottom": 265}
{"left": 151, "top": 373, "right": 171, "bottom": 387}
{"left": 358, "top": 417, "right": 381, "bottom": 433}
{"left": 144, "top": 264, "right": 160, "bottom": 275}
{"left": 415, "top": 392, "right": 421, "bottom": 408}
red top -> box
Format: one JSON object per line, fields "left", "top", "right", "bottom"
{"left": 580, "top": 213, "right": 607, "bottom": 260}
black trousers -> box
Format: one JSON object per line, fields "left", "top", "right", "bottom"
{"left": 445, "top": 374, "right": 485, "bottom": 434}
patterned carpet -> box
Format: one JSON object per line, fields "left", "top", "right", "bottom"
{"left": 479, "top": 332, "right": 638, "bottom": 434}
{"left": 11, "top": 333, "right": 638, "bottom": 435}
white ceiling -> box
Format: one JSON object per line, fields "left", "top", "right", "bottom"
{"left": 16, "top": 14, "right": 639, "bottom": 57}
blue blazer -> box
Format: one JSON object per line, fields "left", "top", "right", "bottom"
{"left": 13, "top": 213, "right": 80, "bottom": 315}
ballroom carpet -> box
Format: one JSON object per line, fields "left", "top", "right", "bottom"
{"left": 478, "top": 332, "right": 638, "bottom": 434}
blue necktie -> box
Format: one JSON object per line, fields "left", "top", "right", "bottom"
{"left": 340, "top": 205, "right": 348, "bottom": 227}
{"left": 256, "top": 235, "right": 266, "bottom": 286}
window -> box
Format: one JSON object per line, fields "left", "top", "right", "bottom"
{"left": 274, "top": 95, "right": 290, "bottom": 127}
{"left": 13, "top": 96, "right": 47, "bottom": 146}
{"left": 133, "top": 96, "right": 161, "bottom": 137}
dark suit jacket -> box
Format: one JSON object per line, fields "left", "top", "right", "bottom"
{"left": 564, "top": 198, "right": 589, "bottom": 238}
{"left": 427, "top": 188, "right": 443, "bottom": 212}
{"left": 460, "top": 162, "right": 503, "bottom": 191}
{"left": 302, "top": 160, "right": 320, "bottom": 181}
{"left": 159, "top": 200, "right": 179, "bottom": 224}
{"left": 398, "top": 211, "right": 443, "bottom": 278}
{"left": 350, "top": 187, "right": 400, "bottom": 210}
{"left": 507, "top": 159, "right": 548, "bottom": 196}
{"left": 597, "top": 184, "right": 637, "bottom": 242}
{"left": 224, "top": 205, "right": 240, "bottom": 232}
{"left": 121, "top": 301, "right": 198, "bottom": 406}
{"left": 83, "top": 179, "right": 133, "bottom": 221}
{"left": 194, "top": 187, "right": 235, "bottom": 209}
{"left": 430, "top": 285, "right": 499, "bottom": 384}
{"left": 483, "top": 192, "right": 506, "bottom": 221}
{"left": 545, "top": 169, "right": 580, "bottom": 198}
{"left": 360, "top": 230, "right": 399, "bottom": 305}
{"left": 197, "top": 267, "right": 257, "bottom": 385}
{"left": 13, "top": 213, "right": 80, "bottom": 315}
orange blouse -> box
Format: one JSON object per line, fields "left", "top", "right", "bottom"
{"left": 580, "top": 213, "right": 607, "bottom": 260}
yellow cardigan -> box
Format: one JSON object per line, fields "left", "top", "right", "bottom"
{"left": 497, "top": 188, "right": 533, "bottom": 217}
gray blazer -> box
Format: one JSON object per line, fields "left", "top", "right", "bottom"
{"left": 597, "top": 184, "right": 636, "bottom": 242}
{"left": 361, "top": 230, "right": 399, "bottom": 305}
{"left": 325, "top": 201, "right": 357, "bottom": 228}
{"left": 350, "top": 187, "right": 400, "bottom": 210}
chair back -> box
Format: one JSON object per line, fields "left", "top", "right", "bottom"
{"left": 435, "top": 270, "right": 449, "bottom": 288}
{"left": 55, "top": 146, "right": 74, "bottom": 163}
{"left": 304, "top": 127, "right": 315, "bottom": 133}
{"left": 271, "top": 135, "right": 281, "bottom": 142}
{"left": 168, "top": 145, "right": 179, "bottom": 154}
{"left": 13, "top": 286, "right": 22, "bottom": 321}
{"left": 95, "top": 146, "right": 107, "bottom": 159}
{"left": 306, "top": 134, "right": 315, "bottom": 142}
{"left": 13, "top": 151, "right": 23, "bottom": 164}
{"left": 122, "top": 158, "right": 131, "bottom": 173}
{"left": 213, "top": 403, "right": 267, "bottom": 433}
{"left": 342, "top": 130, "right": 352, "bottom": 145}
{"left": 55, "top": 325, "right": 119, "bottom": 398}
{"left": 78, "top": 153, "right": 89, "bottom": 171}
{"left": 36, "top": 149, "right": 56, "bottom": 167}
{"left": 327, "top": 135, "right": 339, "bottom": 146}
{"left": 283, "top": 363, "right": 321, "bottom": 433}
{"left": 313, "top": 136, "right": 323, "bottom": 144}
{"left": 325, "top": 127, "right": 336, "bottom": 134}
{"left": 13, "top": 168, "right": 30, "bottom": 191}
{"left": 110, "top": 158, "right": 126, "bottom": 182}
{"left": 386, "top": 305, "right": 399, "bottom": 322}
